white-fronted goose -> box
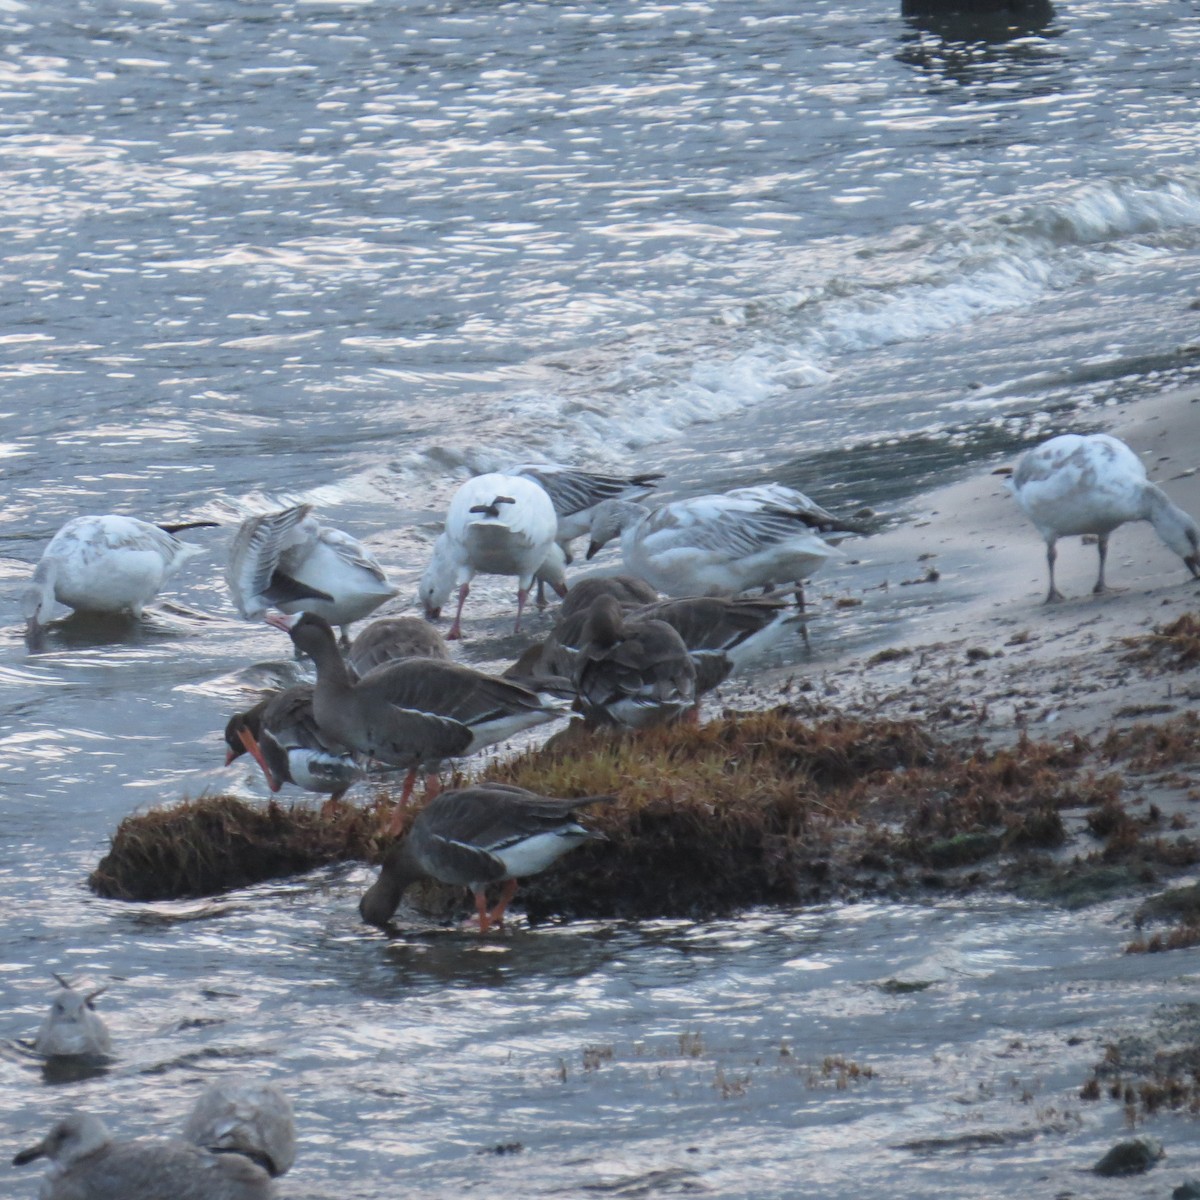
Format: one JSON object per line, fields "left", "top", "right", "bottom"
{"left": 345, "top": 615, "right": 450, "bottom": 679}
{"left": 574, "top": 594, "right": 697, "bottom": 728}
{"left": 557, "top": 573, "right": 659, "bottom": 619}
{"left": 13, "top": 1113, "right": 274, "bottom": 1200}
{"left": 22, "top": 514, "right": 211, "bottom": 645}
{"left": 268, "top": 613, "right": 568, "bottom": 832}
{"left": 224, "top": 685, "right": 362, "bottom": 812}
{"left": 226, "top": 503, "right": 397, "bottom": 641}
{"left": 359, "top": 784, "right": 613, "bottom": 931}
{"left": 417, "top": 472, "right": 562, "bottom": 638}
{"left": 1010, "top": 432, "right": 1200, "bottom": 602}
{"left": 34, "top": 975, "right": 111, "bottom": 1059}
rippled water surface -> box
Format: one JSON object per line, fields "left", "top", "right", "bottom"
{"left": 2, "top": 0, "right": 1200, "bottom": 1194}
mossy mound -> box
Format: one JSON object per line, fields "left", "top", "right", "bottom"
{"left": 90, "top": 794, "right": 387, "bottom": 901}
{"left": 1122, "top": 612, "right": 1200, "bottom": 672}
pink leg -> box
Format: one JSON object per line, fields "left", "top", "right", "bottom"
{"left": 447, "top": 582, "right": 470, "bottom": 640}
{"left": 514, "top": 587, "right": 529, "bottom": 633}
{"left": 423, "top": 773, "right": 441, "bottom": 801}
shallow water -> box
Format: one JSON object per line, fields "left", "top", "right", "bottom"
{"left": 2, "top": 0, "right": 1200, "bottom": 1194}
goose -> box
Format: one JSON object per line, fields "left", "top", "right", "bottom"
{"left": 225, "top": 504, "right": 397, "bottom": 642}
{"left": 512, "top": 463, "right": 664, "bottom": 562}
{"left": 586, "top": 491, "right": 844, "bottom": 601}
{"left": 345, "top": 615, "right": 451, "bottom": 679}
{"left": 358, "top": 784, "right": 613, "bottom": 931}
{"left": 417, "top": 473, "right": 561, "bottom": 638}
{"left": 573, "top": 595, "right": 697, "bottom": 728}
{"left": 183, "top": 1079, "right": 295, "bottom": 1179}
{"left": 34, "top": 975, "right": 111, "bottom": 1059}
{"left": 267, "top": 612, "right": 568, "bottom": 833}
{"left": 1010, "top": 432, "right": 1200, "bottom": 602}
{"left": 22, "top": 514, "right": 211, "bottom": 644}
{"left": 224, "top": 685, "right": 362, "bottom": 813}
{"left": 13, "top": 1112, "right": 275, "bottom": 1200}
{"left": 557, "top": 574, "right": 659, "bottom": 619}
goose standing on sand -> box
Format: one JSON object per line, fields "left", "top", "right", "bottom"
{"left": 224, "top": 685, "right": 362, "bottom": 813}
{"left": 34, "top": 975, "right": 111, "bottom": 1059}
{"left": 512, "top": 463, "right": 664, "bottom": 563}
{"left": 226, "top": 504, "right": 397, "bottom": 642}
{"left": 267, "top": 613, "right": 568, "bottom": 832}
{"left": 1010, "top": 432, "right": 1200, "bottom": 602}
{"left": 359, "top": 784, "right": 613, "bottom": 931}
{"left": 557, "top": 574, "right": 659, "bottom": 619}
{"left": 417, "top": 472, "right": 561, "bottom": 638}
{"left": 573, "top": 595, "right": 697, "bottom": 728}
{"left": 13, "top": 1112, "right": 275, "bottom": 1200}
{"left": 22, "top": 514, "right": 211, "bottom": 644}
{"left": 345, "top": 615, "right": 451, "bottom": 678}
{"left": 586, "top": 491, "right": 844, "bottom": 601}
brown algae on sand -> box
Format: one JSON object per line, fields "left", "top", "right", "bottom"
{"left": 88, "top": 707, "right": 1200, "bottom": 917}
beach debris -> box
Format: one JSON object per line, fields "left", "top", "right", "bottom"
{"left": 1093, "top": 1135, "right": 1164, "bottom": 1177}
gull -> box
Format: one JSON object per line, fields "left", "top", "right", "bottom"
{"left": 34, "top": 975, "right": 111, "bottom": 1059}
{"left": 225, "top": 503, "right": 397, "bottom": 642}
{"left": 267, "top": 612, "right": 568, "bottom": 833}
{"left": 1010, "top": 432, "right": 1200, "bottom": 602}
{"left": 183, "top": 1079, "right": 295, "bottom": 1179}
{"left": 13, "top": 1112, "right": 274, "bottom": 1200}
{"left": 417, "top": 473, "right": 562, "bottom": 638}
{"left": 22, "top": 514, "right": 211, "bottom": 645}
{"left": 586, "top": 491, "right": 844, "bottom": 602}
{"left": 358, "top": 784, "right": 613, "bottom": 931}
{"left": 573, "top": 595, "right": 697, "bottom": 728}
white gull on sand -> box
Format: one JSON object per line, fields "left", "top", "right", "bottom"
{"left": 22, "top": 514, "right": 209, "bottom": 642}
{"left": 1009, "top": 432, "right": 1200, "bottom": 602}
{"left": 225, "top": 503, "right": 397, "bottom": 641}
{"left": 418, "top": 472, "right": 562, "bottom": 638}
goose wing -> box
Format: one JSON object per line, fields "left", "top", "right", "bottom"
{"left": 226, "top": 505, "right": 319, "bottom": 617}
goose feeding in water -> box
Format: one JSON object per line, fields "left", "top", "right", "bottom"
{"left": 22, "top": 514, "right": 211, "bottom": 644}
{"left": 585, "top": 491, "right": 844, "bottom": 602}
{"left": 183, "top": 1079, "right": 295, "bottom": 1179}
{"left": 573, "top": 595, "right": 697, "bottom": 729}
{"left": 1010, "top": 432, "right": 1200, "bottom": 602}
{"left": 267, "top": 612, "right": 568, "bottom": 833}
{"left": 358, "top": 784, "right": 613, "bottom": 931}
{"left": 225, "top": 503, "right": 397, "bottom": 642}
{"left": 13, "top": 1112, "right": 275, "bottom": 1200}
{"left": 224, "top": 685, "right": 362, "bottom": 813}
{"left": 34, "top": 975, "right": 111, "bottom": 1059}
{"left": 417, "top": 472, "right": 562, "bottom": 638}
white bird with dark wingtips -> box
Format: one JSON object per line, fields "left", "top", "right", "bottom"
{"left": 34, "top": 975, "right": 111, "bottom": 1059}
{"left": 225, "top": 503, "right": 397, "bottom": 641}
{"left": 585, "top": 491, "right": 844, "bottom": 601}
{"left": 22, "top": 514, "right": 211, "bottom": 644}
{"left": 1009, "top": 432, "right": 1200, "bottom": 602}
{"left": 13, "top": 1112, "right": 275, "bottom": 1200}
{"left": 418, "top": 473, "right": 562, "bottom": 638}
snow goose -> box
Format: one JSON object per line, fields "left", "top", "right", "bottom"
{"left": 417, "top": 472, "right": 561, "bottom": 638}
{"left": 358, "top": 784, "right": 613, "bottom": 931}
{"left": 225, "top": 504, "right": 397, "bottom": 642}
{"left": 267, "top": 612, "right": 568, "bottom": 833}
{"left": 345, "top": 615, "right": 451, "bottom": 679}
{"left": 22, "top": 514, "right": 210, "bottom": 644}
{"left": 585, "top": 492, "right": 844, "bottom": 600}
{"left": 13, "top": 1112, "right": 274, "bottom": 1200}
{"left": 34, "top": 975, "right": 111, "bottom": 1059}
{"left": 1010, "top": 432, "right": 1200, "bottom": 602}
{"left": 183, "top": 1079, "right": 295, "bottom": 1179}
{"left": 573, "top": 595, "right": 697, "bottom": 728}
{"left": 224, "top": 685, "right": 362, "bottom": 813}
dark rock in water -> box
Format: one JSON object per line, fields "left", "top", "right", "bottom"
{"left": 901, "top": 0, "right": 1054, "bottom": 41}
{"left": 1093, "top": 1136, "right": 1164, "bottom": 1177}
{"left": 1173, "top": 1180, "right": 1200, "bottom": 1200}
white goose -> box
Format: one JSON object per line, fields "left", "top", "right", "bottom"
{"left": 417, "top": 472, "right": 562, "bottom": 638}
{"left": 1010, "top": 432, "right": 1200, "bottom": 602}
{"left": 585, "top": 491, "right": 844, "bottom": 599}
{"left": 225, "top": 503, "right": 397, "bottom": 641}
{"left": 22, "top": 514, "right": 209, "bottom": 643}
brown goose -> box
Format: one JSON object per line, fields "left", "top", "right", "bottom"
{"left": 267, "top": 613, "right": 568, "bottom": 831}
{"left": 345, "top": 615, "right": 451, "bottom": 679}
{"left": 573, "top": 594, "right": 697, "bottom": 728}
{"left": 557, "top": 574, "right": 659, "bottom": 620}
{"left": 224, "top": 685, "right": 362, "bottom": 813}
{"left": 359, "top": 784, "right": 613, "bottom": 931}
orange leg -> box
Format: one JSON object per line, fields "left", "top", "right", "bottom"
{"left": 474, "top": 890, "right": 492, "bottom": 934}
{"left": 423, "top": 773, "right": 441, "bottom": 801}
{"left": 487, "top": 879, "right": 519, "bottom": 928}
{"left": 384, "top": 769, "right": 418, "bottom": 837}
{"left": 320, "top": 787, "right": 348, "bottom": 819}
